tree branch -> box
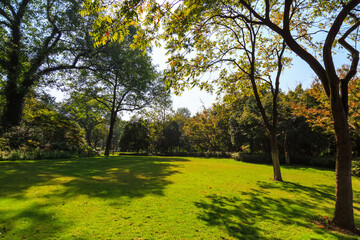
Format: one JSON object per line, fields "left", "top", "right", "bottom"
{"left": 339, "top": 20, "right": 360, "bottom": 83}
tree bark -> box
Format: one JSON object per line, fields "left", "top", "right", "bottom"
{"left": 237, "top": 0, "right": 359, "bottom": 231}
{"left": 270, "top": 131, "right": 283, "bottom": 181}
{"left": 1, "top": 86, "right": 26, "bottom": 131}
{"left": 104, "top": 112, "right": 117, "bottom": 156}
{"left": 331, "top": 95, "right": 355, "bottom": 230}
{"left": 85, "top": 128, "right": 92, "bottom": 146}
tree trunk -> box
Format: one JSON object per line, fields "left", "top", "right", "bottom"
{"left": 85, "top": 128, "right": 92, "bottom": 146}
{"left": 1, "top": 87, "right": 26, "bottom": 132}
{"left": 270, "top": 132, "right": 283, "bottom": 181}
{"left": 284, "top": 133, "right": 290, "bottom": 166}
{"left": 331, "top": 98, "right": 355, "bottom": 230}
{"left": 104, "top": 112, "right": 117, "bottom": 156}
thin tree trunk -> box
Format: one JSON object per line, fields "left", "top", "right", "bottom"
{"left": 270, "top": 131, "right": 283, "bottom": 181}
{"left": 104, "top": 112, "right": 117, "bottom": 156}
{"left": 284, "top": 133, "right": 290, "bottom": 166}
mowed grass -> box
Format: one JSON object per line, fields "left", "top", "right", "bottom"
{"left": 1, "top": 156, "right": 360, "bottom": 239}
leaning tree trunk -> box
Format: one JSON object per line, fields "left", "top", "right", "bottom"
{"left": 331, "top": 97, "right": 355, "bottom": 230}
{"left": 270, "top": 131, "right": 283, "bottom": 181}
{"left": 104, "top": 112, "right": 117, "bottom": 156}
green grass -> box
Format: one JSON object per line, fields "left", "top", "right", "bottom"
{"left": 0, "top": 156, "right": 360, "bottom": 239}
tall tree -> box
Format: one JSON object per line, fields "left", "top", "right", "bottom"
{"left": 68, "top": 40, "right": 161, "bottom": 156}
{"left": 0, "top": 0, "right": 95, "bottom": 131}
{"left": 161, "top": 2, "right": 289, "bottom": 180}
{"left": 232, "top": 0, "right": 360, "bottom": 230}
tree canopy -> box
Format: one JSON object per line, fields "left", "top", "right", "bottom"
{"left": 0, "top": 0, "right": 97, "bottom": 131}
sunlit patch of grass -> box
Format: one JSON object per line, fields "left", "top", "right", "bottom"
{"left": 0, "top": 156, "right": 359, "bottom": 239}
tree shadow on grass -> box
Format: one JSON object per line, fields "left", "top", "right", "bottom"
{"left": 0, "top": 203, "right": 65, "bottom": 240}
{"left": 195, "top": 181, "right": 359, "bottom": 240}
{"left": 0, "top": 156, "right": 188, "bottom": 238}
{"left": 0, "top": 156, "right": 187, "bottom": 198}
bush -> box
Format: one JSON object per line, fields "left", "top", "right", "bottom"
{"left": 352, "top": 160, "right": 360, "bottom": 177}
{"left": 232, "top": 152, "right": 272, "bottom": 164}
{"left": 0, "top": 147, "right": 97, "bottom": 161}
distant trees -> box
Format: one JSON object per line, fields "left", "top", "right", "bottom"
{"left": 184, "top": 104, "right": 232, "bottom": 152}
{"left": 119, "top": 119, "right": 149, "bottom": 153}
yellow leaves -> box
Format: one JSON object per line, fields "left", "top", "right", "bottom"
{"left": 79, "top": 9, "right": 89, "bottom": 17}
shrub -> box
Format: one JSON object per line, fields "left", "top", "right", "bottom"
{"left": 352, "top": 160, "right": 360, "bottom": 177}
{"left": 232, "top": 153, "right": 272, "bottom": 164}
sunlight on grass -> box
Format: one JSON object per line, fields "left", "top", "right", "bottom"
{"left": 0, "top": 156, "right": 359, "bottom": 239}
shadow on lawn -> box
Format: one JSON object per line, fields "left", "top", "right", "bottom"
{"left": 0, "top": 202, "right": 65, "bottom": 240}
{"left": 195, "top": 181, "right": 358, "bottom": 240}
{"left": 0, "top": 156, "right": 187, "bottom": 238}
{"left": 0, "top": 156, "right": 187, "bottom": 198}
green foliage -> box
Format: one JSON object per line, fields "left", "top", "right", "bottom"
{"left": 352, "top": 160, "right": 360, "bottom": 177}
{"left": 184, "top": 103, "right": 233, "bottom": 152}
{"left": 0, "top": 95, "right": 92, "bottom": 159}
{"left": 158, "top": 120, "right": 181, "bottom": 153}
{"left": 65, "top": 37, "right": 161, "bottom": 155}
{"left": 228, "top": 95, "right": 268, "bottom": 153}
{"left": 61, "top": 92, "right": 107, "bottom": 146}
{"left": 0, "top": 0, "right": 96, "bottom": 129}
{"left": 119, "top": 119, "right": 150, "bottom": 152}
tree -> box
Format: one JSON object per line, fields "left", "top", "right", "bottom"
{"left": 135, "top": 89, "right": 174, "bottom": 153}
{"left": 161, "top": 120, "right": 181, "bottom": 153}
{"left": 119, "top": 119, "right": 149, "bottom": 152}
{"left": 283, "top": 85, "right": 335, "bottom": 160}
{"left": 292, "top": 66, "right": 360, "bottom": 138}
{"left": 68, "top": 40, "right": 160, "bottom": 156}
{"left": 172, "top": 107, "right": 192, "bottom": 151}
{"left": 0, "top": 0, "right": 95, "bottom": 131}
{"left": 161, "top": 2, "right": 288, "bottom": 180}
{"left": 184, "top": 104, "right": 233, "bottom": 152}
{"left": 232, "top": 1, "right": 360, "bottom": 229}
{"left": 228, "top": 93, "right": 269, "bottom": 153}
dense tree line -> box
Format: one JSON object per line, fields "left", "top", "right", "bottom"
{"left": 116, "top": 75, "right": 360, "bottom": 169}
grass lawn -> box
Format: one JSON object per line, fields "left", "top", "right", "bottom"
{"left": 0, "top": 156, "right": 360, "bottom": 239}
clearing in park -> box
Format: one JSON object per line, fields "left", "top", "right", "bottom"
{"left": 0, "top": 155, "right": 359, "bottom": 239}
